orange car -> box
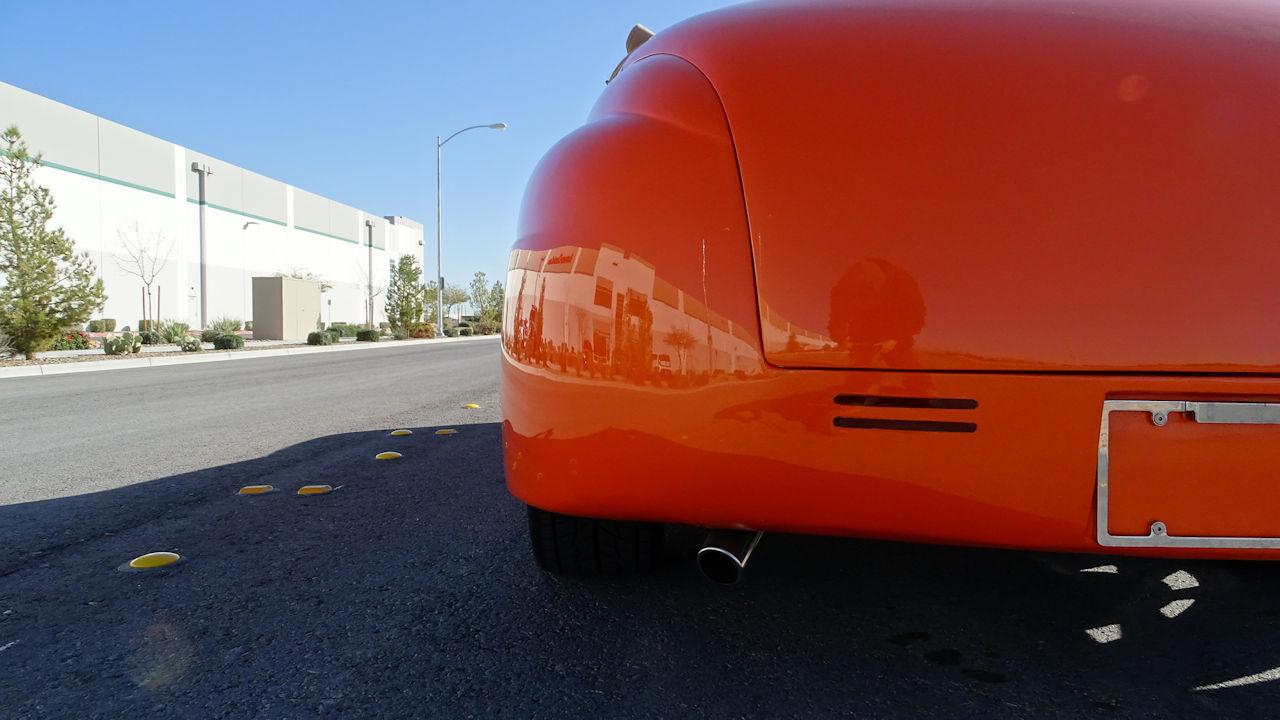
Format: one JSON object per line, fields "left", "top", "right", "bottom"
{"left": 502, "top": 0, "right": 1280, "bottom": 582}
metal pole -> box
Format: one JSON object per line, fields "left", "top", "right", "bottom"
{"left": 435, "top": 136, "right": 444, "bottom": 337}
{"left": 193, "top": 163, "right": 211, "bottom": 329}
{"left": 432, "top": 123, "right": 504, "bottom": 338}
{"left": 367, "top": 221, "right": 374, "bottom": 329}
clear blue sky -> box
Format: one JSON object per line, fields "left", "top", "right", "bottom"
{"left": 2, "top": 0, "right": 739, "bottom": 290}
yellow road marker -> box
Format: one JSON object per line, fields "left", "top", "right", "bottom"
{"left": 389, "top": 429, "right": 413, "bottom": 436}
{"left": 375, "top": 451, "right": 402, "bottom": 460}
{"left": 435, "top": 428, "right": 458, "bottom": 436}
{"left": 126, "top": 552, "right": 181, "bottom": 570}
{"left": 297, "top": 485, "right": 333, "bottom": 496}
{"left": 237, "top": 485, "right": 274, "bottom": 495}
{"left": 462, "top": 403, "right": 480, "bottom": 409}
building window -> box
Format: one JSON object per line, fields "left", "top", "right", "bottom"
{"left": 593, "top": 278, "right": 613, "bottom": 309}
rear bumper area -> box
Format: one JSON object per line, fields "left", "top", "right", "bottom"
{"left": 503, "top": 353, "right": 1280, "bottom": 560}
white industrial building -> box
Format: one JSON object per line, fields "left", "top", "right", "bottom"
{"left": 0, "top": 80, "right": 423, "bottom": 331}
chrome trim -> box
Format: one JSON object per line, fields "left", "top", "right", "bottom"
{"left": 1097, "top": 400, "right": 1280, "bottom": 549}
{"left": 697, "top": 529, "right": 763, "bottom": 584}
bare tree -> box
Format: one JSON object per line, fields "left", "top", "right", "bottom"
{"left": 114, "top": 220, "right": 174, "bottom": 327}
{"left": 353, "top": 259, "right": 385, "bottom": 329}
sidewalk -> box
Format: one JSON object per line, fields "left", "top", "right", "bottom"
{"left": 0, "top": 334, "right": 500, "bottom": 379}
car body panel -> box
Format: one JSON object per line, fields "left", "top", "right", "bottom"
{"left": 633, "top": 0, "right": 1280, "bottom": 373}
{"left": 505, "top": 358, "right": 1280, "bottom": 559}
{"left": 503, "top": 0, "right": 1280, "bottom": 560}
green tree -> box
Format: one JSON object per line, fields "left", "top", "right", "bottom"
{"left": 423, "top": 279, "right": 470, "bottom": 325}
{"left": 0, "top": 126, "right": 106, "bottom": 359}
{"left": 384, "top": 254, "right": 425, "bottom": 332}
{"left": 488, "top": 281, "right": 505, "bottom": 323}
{"left": 469, "top": 271, "right": 505, "bottom": 322}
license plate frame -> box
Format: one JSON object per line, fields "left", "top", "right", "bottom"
{"left": 1097, "top": 399, "right": 1280, "bottom": 548}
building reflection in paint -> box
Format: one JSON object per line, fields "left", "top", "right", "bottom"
{"left": 504, "top": 243, "right": 765, "bottom": 386}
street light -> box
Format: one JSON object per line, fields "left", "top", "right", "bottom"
{"left": 435, "top": 122, "right": 506, "bottom": 337}
{"left": 365, "top": 220, "right": 375, "bottom": 329}
{"left": 191, "top": 162, "right": 214, "bottom": 329}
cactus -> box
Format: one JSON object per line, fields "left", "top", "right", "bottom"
{"left": 178, "top": 335, "right": 202, "bottom": 352}
{"left": 103, "top": 332, "right": 142, "bottom": 355}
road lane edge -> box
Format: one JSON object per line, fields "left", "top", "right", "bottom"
{"left": 0, "top": 335, "right": 500, "bottom": 380}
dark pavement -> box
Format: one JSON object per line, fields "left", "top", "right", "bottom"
{"left": 2, "top": 340, "right": 1279, "bottom": 718}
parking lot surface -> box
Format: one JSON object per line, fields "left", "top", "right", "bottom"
{"left": 2, "top": 340, "right": 1279, "bottom": 718}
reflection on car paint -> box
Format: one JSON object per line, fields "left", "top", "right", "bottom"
{"left": 505, "top": 243, "right": 765, "bottom": 385}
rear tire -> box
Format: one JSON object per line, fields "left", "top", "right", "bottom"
{"left": 526, "top": 505, "right": 663, "bottom": 576}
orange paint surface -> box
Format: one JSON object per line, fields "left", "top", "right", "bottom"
{"left": 502, "top": 1, "right": 1280, "bottom": 559}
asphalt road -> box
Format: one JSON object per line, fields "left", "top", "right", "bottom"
{"left": 3, "top": 338, "right": 1280, "bottom": 719}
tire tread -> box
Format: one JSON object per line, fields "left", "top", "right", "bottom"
{"left": 526, "top": 505, "right": 662, "bottom": 576}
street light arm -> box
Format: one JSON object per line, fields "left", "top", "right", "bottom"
{"left": 439, "top": 123, "right": 507, "bottom": 148}
{"left": 434, "top": 120, "right": 506, "bottom": 338}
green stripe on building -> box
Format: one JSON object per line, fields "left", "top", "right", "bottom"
{"left": 0, "top": 149, "right": 175, "bottom": 198}
{"left": 295, "top": 224, "right": 359, "bottom": 244}
{"left": 185, "top": 198, "right": 287, "bottom": 226}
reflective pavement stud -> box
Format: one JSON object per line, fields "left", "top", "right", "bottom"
{"left": 375, "top": 451, "right": 402, "bottom": 460}
{"left": 237, "top": 485, "right": 275, "bottom": 495}
{"left": 297, "top": 485, "right": 333, "bottom": 496}
{"left": 462, "top": 403, "right": 480, "bottom": 409}
{"left": 389, "top": 429, "right": 413, "bottom": 436}
{"left": 120, "top": 551, "right": 181, "bottom": 572}
{"left": 435, "top": 428, "right": 458, "bottom": 436}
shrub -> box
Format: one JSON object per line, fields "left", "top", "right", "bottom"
{"left": 458, "top": 327, "right": 473, "bottom": 336}
{"left": 178, "top": 335, "right": 202, "bottom": 352}
{"left": 356, "top": 329, "right": 380, "bottom": 342}
{"left": 306, "top": 331, "right": 334, "bottom": 346}
{"left": 245, "top": 321, "right": 253, "bottom": 331}
{"left": 325, "top": 330, "right": 341, "bottom": 344}
{"left": 50, "top": 329, "right": 94, "bottom": 350}
{"left": 443, "top": 324, "right": 458, "bottom": 337}
{"left": 409, "top": 323, "right": 435, "bottom": 339}
{"left": 87, "top": 319, "right": 116, "bottom": 333}
{"left": 213, "top": 333, "right": 244, "bottom": 350}
{"left": 139, "top": 330, "right": 162, "bottom": 345}
{"left": 160, "top": 321, "right": 190, "bottom": 344}
{"left": 329, "top": 323, "right": 358, "bottom": 337}
{"left": 103, "top": 332, "right": 142, "bottom": 355}
{"left": 200, "top": 328, "right": 219, "bottom": 342}
{"left": 392, "top": 329, "right": 409, "bottom": 340}
{"left": 475, "top": 320, "right": 499, "bottom": 335}
{"left": 208, "top": 316, "right": 242, "bottom": 334}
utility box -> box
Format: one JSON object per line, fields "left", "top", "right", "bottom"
{"left": 251, "top": 276, "right": 321, "bottom": 341}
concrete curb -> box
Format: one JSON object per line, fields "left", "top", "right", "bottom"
{"left": 0, "top": 335, "right": 500, "bottom": 380}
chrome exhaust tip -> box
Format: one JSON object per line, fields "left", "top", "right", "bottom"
{"left": 697, "top": 529, "right": 763, "bottom": 585}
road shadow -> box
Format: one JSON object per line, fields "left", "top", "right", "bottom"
{"left": 2, "top": 422, "right": 1278, "bottom": 718}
